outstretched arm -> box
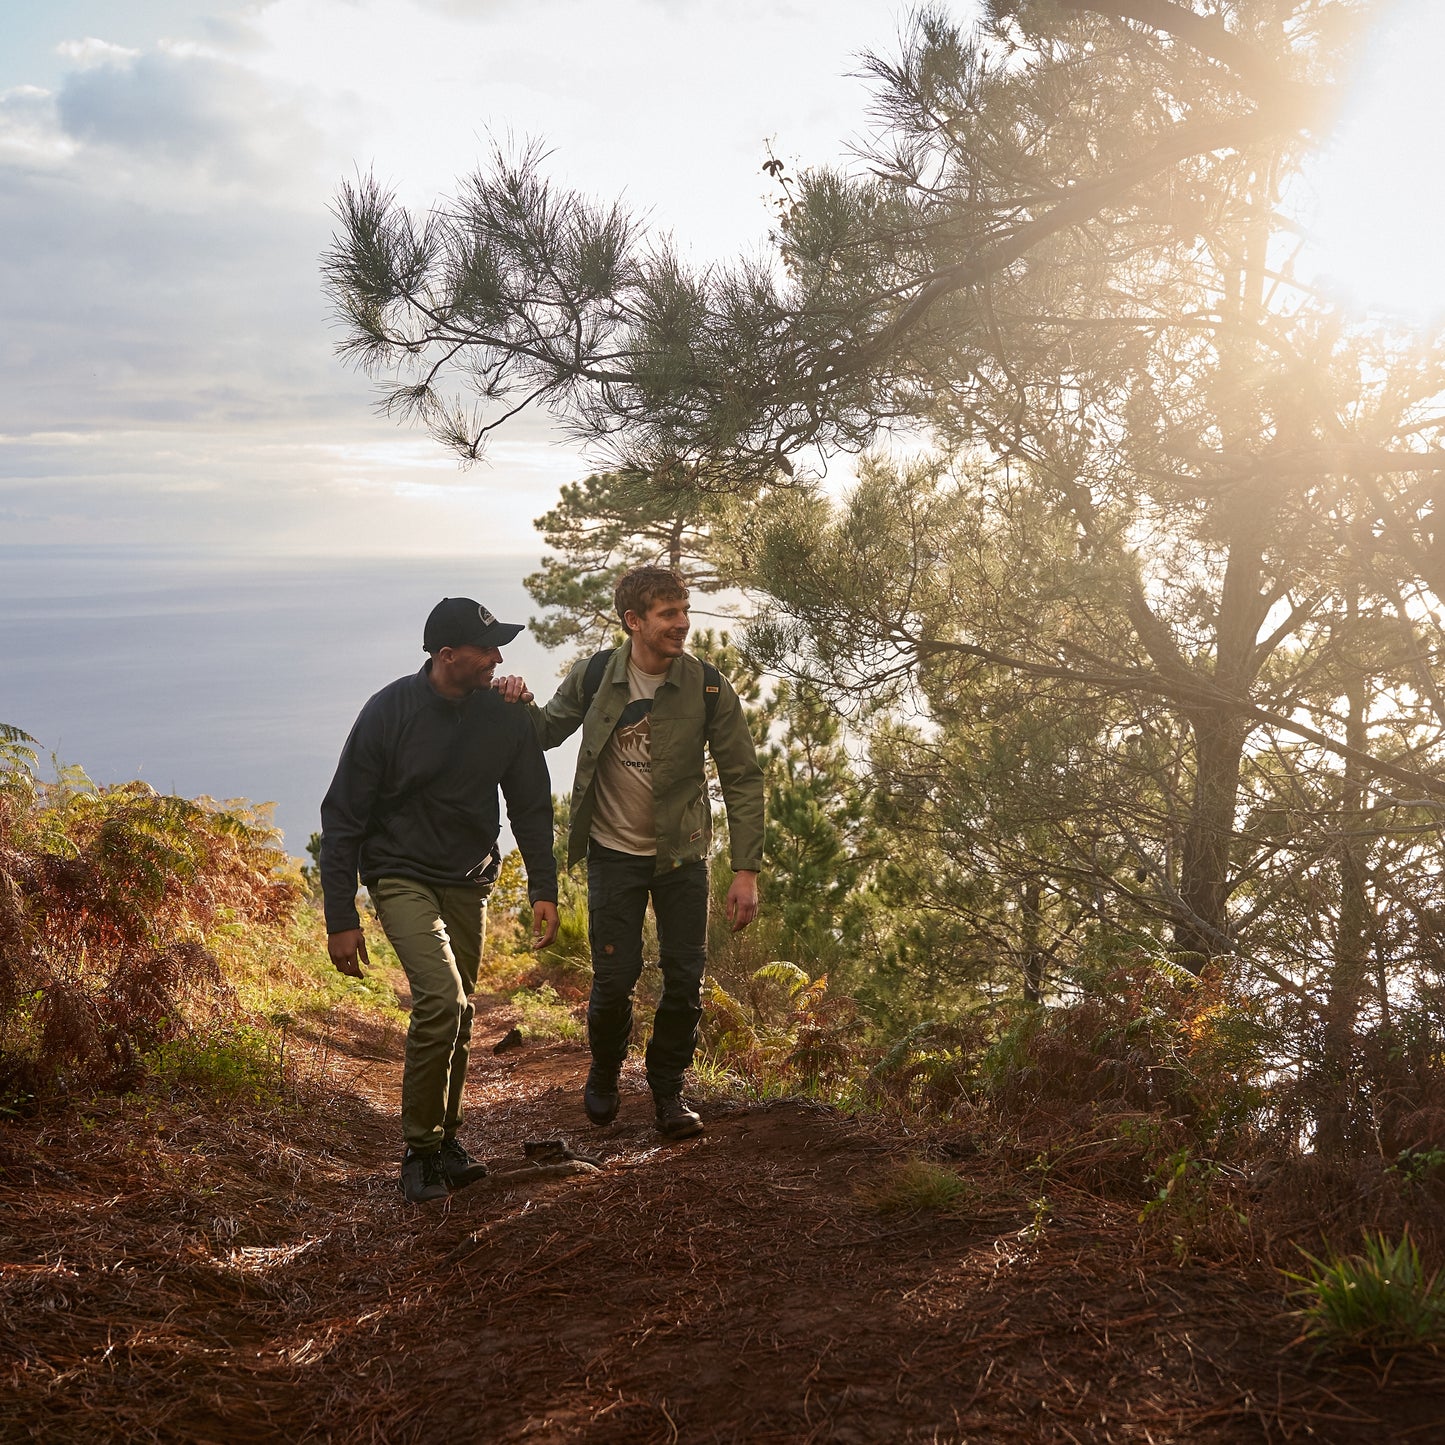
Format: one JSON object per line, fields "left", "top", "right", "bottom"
{"left": 492, "top": 675, "right": 534, "bottom": 704}
{"left": 525, "top": 655, "right": 592, "bottom": 750}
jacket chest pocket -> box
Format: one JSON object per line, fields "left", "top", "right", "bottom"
{"left": 650, "top": 712, "right": 702, "bottom": 743}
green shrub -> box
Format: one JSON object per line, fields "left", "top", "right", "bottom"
{"left": 214, "top": 901, "right": 406, "bottom": 1023}
{"left": 1286, "top": 1229, "right": 1445, "bottom": 1352}
{"left": 0, "top": 766, "right": 301, "bottom": 1095}
{"left": 1391, "top": 1147, "right": 1445, "bottom": 1186}
{"left": 699, "top": 964, "right": 863, "bottom": 1101}
{"left": 146, "top": 1024, "right": 286, "bottom": 1106}
{"left": 509, "top": 982, "right": 584, "bottom": 1043}
{"left": 867, "top": 1018, "right": 983, "bottom": 1114}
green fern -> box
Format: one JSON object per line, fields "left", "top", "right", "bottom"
{"left": 704, "top": 978, "right": 759, "bottom": 1054}
{"left": 751, "top": 960, "right": 810, "bottom": 996}
{"left": 870, "top": 1020, "right": 947, "bottom": 1082}
{"left": 0, "top": 724, "right": 39, "bottom": 809}
{"left": 1141, "top": 951, "right": 1203, "bottom": 991}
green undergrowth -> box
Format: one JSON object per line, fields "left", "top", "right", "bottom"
{"left": 507, "top": 982, "right": 585, "bottom": 1043}
{"left": 856, "top": 1157, "right": 977, "bottom": 1216}
{"left": 8, "top": 736, "right": 1445, "bottom": 1359}
{"left": 691, "top": 951, "right": 1445, "bottom": 1318}
{"left": 145, "top": 1023, "right": 292, "bottom": 1109}
{"left": 0, "top": 736, "right": 406, "bottom": 1115}
{"left": 213, "top": 899, "right": 408, "bottom": 1025}
{"left": 481, "top": 854, "right": 592, "bottom": 1037}
{"left": 130, "top": 903, "right": 408, "bottom": 1111}
{"left": 1286, "top": 1229, "right": 1445, "bottom": 1353}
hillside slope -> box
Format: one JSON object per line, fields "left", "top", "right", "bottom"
{"left": 2, "top": 1002, "right": 1440, "bottom": 1443}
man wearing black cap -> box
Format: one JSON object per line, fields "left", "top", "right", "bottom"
{"left": 320, "top": 597, "right": 559, "bottom": 1204}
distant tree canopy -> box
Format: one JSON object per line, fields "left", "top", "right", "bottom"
{"left": 327, "top": 0, "right": 1445, "bottom": 1151}
{"left": 522, "top": 468, "right": 764, "bottom": 656}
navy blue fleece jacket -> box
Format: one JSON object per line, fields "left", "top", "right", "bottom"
{"left": 319, "top": 663, "right": 557, "bottom": 934}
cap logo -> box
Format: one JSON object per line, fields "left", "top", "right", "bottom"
{"left": 478, "top": 605, "right": 495, "bottom": 626}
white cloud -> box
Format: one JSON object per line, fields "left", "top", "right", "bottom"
{"left": 53, "top": 46, "right": 321, "bottom": 196}
{"left": 1, "top": 0, "right": 904, "bottom": 554}
{"left": 0, "top": 84, "right": 76, "bottom": 164}
{"left": 55, "top": 37, "right": 141, "bottom": 68}
{"left": 0, "top": 401, "right": 582, "bottom": 554}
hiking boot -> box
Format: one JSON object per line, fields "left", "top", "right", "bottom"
{"left": 438, "top": 1137, "right": 489, "bottom": 1190}
{"left": 653, "top": 1092, "right": 703, "bottom": 1140}
{"left": 400, "top": 1147, "right": 449, "bottom": 1203}
{"left": 583, "top": 1064, "right": 620, "bottom": 1126}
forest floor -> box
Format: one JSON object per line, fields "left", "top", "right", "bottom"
{"left": 3, "top": 998, "right": 1443, "bottom": 1444}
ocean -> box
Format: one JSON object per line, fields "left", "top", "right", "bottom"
{"left": 0, "top": 547, "right": 580, "bottom": 857}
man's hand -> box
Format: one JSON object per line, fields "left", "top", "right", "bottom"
{"left": 532, "top": 900, "right": 560, "bottom": 949}
{"left": 328, "top": 928, "right": 369, "bottom": 978}
{"left": 725, "top": 870, "right": 760, "bottom": 932}
{"left": 492, "top": 674, "right": 534, "bottom": 704}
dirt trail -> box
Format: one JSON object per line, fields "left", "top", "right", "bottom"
{"left": 2, "top": 1003, "right": 1441, "bottom": 1443}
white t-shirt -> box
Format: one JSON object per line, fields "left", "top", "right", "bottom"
{"left": 590, "top": 660, "right": 668, "bottom": 855}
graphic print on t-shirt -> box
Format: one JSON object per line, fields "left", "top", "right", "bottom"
{"left": 612, "top": 698, "right": 653, "bottom": 770}
{"left": 591, "top": 661, "right": 667, "bottom": 856}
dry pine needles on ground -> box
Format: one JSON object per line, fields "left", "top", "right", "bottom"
{"left": 3, "top": 1002, "right": 1443, "bottom": 1443}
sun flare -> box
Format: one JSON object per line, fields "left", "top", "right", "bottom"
{"left": 1306, "top": 0, "right": 1445, "bottom": 321}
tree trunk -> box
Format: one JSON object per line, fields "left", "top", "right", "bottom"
{"left": 1317, "top": 621, "right": 1372, "bottom": 1152}
{"left": 1168, "top": 522, "right": 1272, "bottom": 972}
{"left": 1173, "top": 711, "right": 1247, "bottom": 971}
{"left": 1166, "top": 156, "right": 1284, "bottom": 973}
{"left": 1021, "top": 878, "right": 1045, "bottom": 1005}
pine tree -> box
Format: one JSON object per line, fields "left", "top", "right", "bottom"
{"left": 524, "top": 468, "right": 763, "bottom": 655}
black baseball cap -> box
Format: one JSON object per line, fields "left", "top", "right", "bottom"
{"left": 423, "top": 597, "right": 525, "bottom": 653}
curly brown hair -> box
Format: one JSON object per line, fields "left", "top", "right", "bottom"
{"left": 614, "top": 565, "right": 689, "bottom": 632}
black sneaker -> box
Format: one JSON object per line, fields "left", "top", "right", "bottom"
{"left": 583, "top": 1064, "right": 620, "bottom": 1126}
{"left": 400, "top": 1147, "right": 449, "bottom": 1203}
{"left": 438, "top": 1137, "right": 489, "bottom": 1189}
{"left": 654, "top": 1093, "right": 703, "bottom": 1140}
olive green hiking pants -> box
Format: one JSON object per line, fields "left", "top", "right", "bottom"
{"left": 371, "top": 876, "right": 488, "bottom": 1154}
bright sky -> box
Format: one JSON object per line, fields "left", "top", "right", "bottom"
{"left": 1305, "top": 0, "right": 1445, "bottom": 321}
{"left": 0, "top": 0, "right": 906, "bottom": 557}
{"left": 1, "top": 0, "right": 1437, "bottom": 560}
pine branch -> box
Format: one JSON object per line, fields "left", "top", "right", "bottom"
{"left": 1058, "top": 0, "right": 1321, "bottom": 106}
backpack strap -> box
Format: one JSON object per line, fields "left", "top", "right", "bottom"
{"left": 581, "top": 647, "right": 615, "bottom": 714}
{"left": 582, "top": 646, "right": 722, "bottom": 728}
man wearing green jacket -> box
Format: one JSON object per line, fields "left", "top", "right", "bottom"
{"left": 515, "top": 565, "right": 765, "bottom": 1139}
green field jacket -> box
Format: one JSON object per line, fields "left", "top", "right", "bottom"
{"left": 529, "top": 639, "right": 765, "bottom": 875}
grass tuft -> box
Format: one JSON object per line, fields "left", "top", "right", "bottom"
{"left": 1286, "top": 1228, "right": 1445, "bottom": 1353}
{"left": 856, "top": 1156, "right": 974, "bottom": 1216}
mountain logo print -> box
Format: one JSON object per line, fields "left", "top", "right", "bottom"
{"left": 614, "top": 698, "right": 653, "bottom": 768}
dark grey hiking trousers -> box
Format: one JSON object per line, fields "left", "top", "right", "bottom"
{"left": 586, "top": 842, "right": 709, "bottom": 1092}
